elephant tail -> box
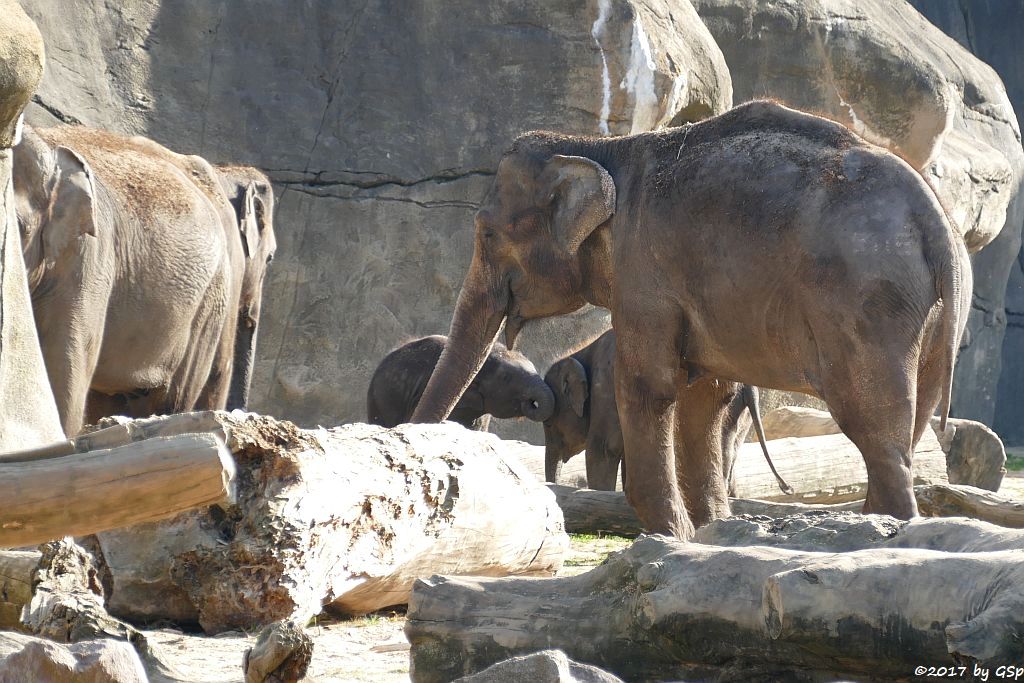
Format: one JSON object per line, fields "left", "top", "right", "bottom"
{"left": 741, "top": 385, "right": 794, "bottom": 495}
{"left": 935, "top": 237, "right": 971, "bottom": 432}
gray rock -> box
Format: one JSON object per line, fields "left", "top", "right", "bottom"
{"left": 0, "top": 637, "right": 148, "bottom": 683}
{"left": 242, "top": 620, "right": 313, "bottom": 683}
{"left": 20, "top": 0, "right": 731, "bottom": 443}
{"left": 906, "top": 0, "right": 1024, "bottom": 447}
{"left": 454, "top": 649, "right": 624, "bottom": 683}
{"left": 0, "top": 0, "right": 64, "bottom": 451}
{"left": 692, "top": 0, "right": 1024, "bottom": 429}
{"left": 938, "top": 417, "right": 1007, "bottom": 492}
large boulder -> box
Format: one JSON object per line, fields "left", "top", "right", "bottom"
{"left": 0, "top": 634, "right": 147, "bottom": 683}
{"left": 906, "top": 1, "right": 1024, "bottom": 447}
{"left": 0, "top": 0, "right": 63, "bottom": 452}
{"left": 20, "top": 0, "right": 731, "bottom": 443}
{"left": 692, "top": 0, "right": 1024, "bottom": 428}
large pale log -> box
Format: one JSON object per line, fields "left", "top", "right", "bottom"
{"left": 406, "top": 536, "right": 1024, "bottom": 682}
{"left": 90, "top": 413, "right": 568, "bottom": 633}
{"left": 0, "top": 433, "right": 236, "bottom": 548}
{"left": 549, "top": 484, "right": 1024, "bottom": 536}
{"left": 521, "top": 428, "right": 946, "bottom": 501}
{"left": 695, "top": 513, "right": 1024, "bottom": 552}
{"left": 760, "top": 407, "right": 1007, "bottom": 491}
{"left": 732, "top": 428, "right": 947, "bottom": 502}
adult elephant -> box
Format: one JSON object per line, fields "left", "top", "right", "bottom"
{"left": 214, "top": 165, "right": 277, "bottom": 409}
{"left": 412, "top": 101, "right": 972, "bottom": 539}
{"left": 13, "top": 124, "right": 243, "bottom": 435}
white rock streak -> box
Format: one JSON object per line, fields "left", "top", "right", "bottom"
{"left": 591, "top": 0, "right": 613, "bottom": 135}
{"left": 622, "top": 14, "right": 659, "bottom": 134}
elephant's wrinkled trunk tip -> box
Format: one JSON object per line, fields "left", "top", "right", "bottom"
{"left": 522, "top": 384, "right": 555, "bottom": 422}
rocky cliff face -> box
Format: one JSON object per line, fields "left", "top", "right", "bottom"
{"left": 19, "top": 0, "right": 730, "bottom": 438}
{"left": 693, "top": 0, "right": 1023, "bottom": 433}
{"left": 0, "top": 0, "right": 64, "bottom": 449}
{"left": 907, "top": 0, "right": 1024, "bottom": 444}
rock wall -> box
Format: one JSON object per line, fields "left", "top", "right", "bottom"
{"left": 692, "top": 0, "right": 1024, "bottom": 433}
{"left": 907, "top": 0, "right": 1024, "bottom": 444}
{"left": 0, "top": 0, "right": 63, "bottom": 451}
{"left": 19, "top": 0, "right": 731, "bottom": 439}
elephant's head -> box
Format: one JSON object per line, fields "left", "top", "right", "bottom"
{"left": 542, "top": 356, "right": 590, "bottom": 482}
{"left": 13, "top": 126, "right": 97, "bottom": 289}
{"left": 411, "top": 136, "right": 616, "bottom": 423}
{"left": 216, "top": 166, "right": 277, "bottom": 410}
{"left": 471, "top": 343, "right": 554, "bottom": 423}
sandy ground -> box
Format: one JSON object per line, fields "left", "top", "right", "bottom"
{"left": 145, "top": 476, "right": 1024, "bottom": 683}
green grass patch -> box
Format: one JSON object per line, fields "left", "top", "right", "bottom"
{"left": 1006, "top": 451, "right": 1024, "bottom": 472}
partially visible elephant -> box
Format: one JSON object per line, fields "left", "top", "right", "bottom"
{"left": 367, "top": 335, "right": 554, "bottom": 429}
{"left": 544, "top": 329, "right": 790, "bottom": 495}
{"left": 412, "top": 100, "right": 971, "bottom": 539}
{"left": 13, "top": 124, "right": 243, "bottom": 435}
{"left": 214, "top": 165, "right": 277, "bottom": 409}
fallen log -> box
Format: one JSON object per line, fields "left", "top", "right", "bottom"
{"left": 694, "top": 513, "right": 1024, "bottom": 552}
{"left": 522, "top": 428, "right": 947, "bottom": 502}
{"left": 548, "top": 484, "right": 1024, "bottom": 536}
{"left": 759, "top": 407, "right": 1007, "bottom": 491}
{"left": 90, "top": 413, "right": 568, "bottom": 633}
{"left": 0, "top": 432, "right": 236, "bottom": 548}
{"left": 406, "top": 535, "right": 1024, "bottom": 682}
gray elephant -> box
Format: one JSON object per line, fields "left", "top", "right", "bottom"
{"left": 214, "top": 165, "right": 277, "bottom": 409}
{"left": 412, "top": 100, "right": 971, "bottom": 538}
{"left": 14, "top": 124, "right": 244, "bottom": 435}
{"left": 367, "top": 335, "right": 554, "bottom": 429}
{"left": 544, "top": 330, "right": 790, "bottom": 495}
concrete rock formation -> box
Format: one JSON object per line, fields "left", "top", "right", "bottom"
{"left": 907, "top": 0, "right": 1024, "bottom": 446}
{"left": 0, "top": 0, "right": 63, "bottom": 451}
{"left": 693, "top": 0, "right": 1024, "bottom": 430}
{"left": 0, "top": 634, "right": 147, "bottom": 683}
{"left": 20, "top": 0, "right": 731, "bottom": 442}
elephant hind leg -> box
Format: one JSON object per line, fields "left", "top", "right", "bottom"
{"left": 818, "top": 348, "right": 919, "bottom": 519}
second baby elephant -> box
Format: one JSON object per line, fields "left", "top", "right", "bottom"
{"left": 367, "top": 335, "right": 554, "bottom": 429}
{"left": 544, "top": 330, "right": 791, "bottom": 494}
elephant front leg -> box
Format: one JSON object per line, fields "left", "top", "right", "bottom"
{"left": 615, "top": 334, "right": 694, "bottom": 540}
{"left": 674, "top": 379, "right": 734, "bottom": 529}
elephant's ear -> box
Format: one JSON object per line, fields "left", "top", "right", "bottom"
{"left": 44, "top": 146, "right": 97, "bottom": 257}
{"left": 561, "top": 357, "right": 589, "bottom": 419}
{"left": 539, "top": 155, "right": 615, "bottom": 254}
{"left": 240, "top": 181, "right": 262, "bottom": 259}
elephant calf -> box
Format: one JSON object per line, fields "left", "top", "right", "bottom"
{"left": 367, "top": 335, "right": 554, "bottom": 429}
{"left": 544, "top": 330, "right": 791, "bottom": 495}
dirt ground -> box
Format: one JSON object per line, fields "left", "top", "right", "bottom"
{"left": 146, "top": 476, "right": 1024, "bottom": 683}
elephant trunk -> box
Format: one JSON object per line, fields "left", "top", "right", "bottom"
{"left": 519, "top": 378, "right": 555, "bottom": 422}
{"left": 226, "top": 318, "right": 257, "bottom": 410}
{"left": 411, "top": 253, "right": 508, "bottom": 424}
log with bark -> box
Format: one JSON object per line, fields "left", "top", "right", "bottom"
{"left": 82, "top": 413, "right": 567, "bottom": 633}
{"left": 0, "top": 431, "right": 236, "bottom": 547}
{"left": 759, "top": 406, "right": 1006, "bottom": 491}
{"left": 519, "top": 427, "right": 947, "bottom": 502}
{"left": 406, "top": 534, "right": 1024, "bottom": 682}
{"left": 548, "top": 483, "right": 1024, "bottom": 536}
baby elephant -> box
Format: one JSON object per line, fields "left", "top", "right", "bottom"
{"left": 368, "top": 335, "right": 555, "bottom": 429}
{"left": 544, "top": 330, "right": 791, "bottom": 494}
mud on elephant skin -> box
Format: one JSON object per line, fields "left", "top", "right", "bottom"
{"left": 13, "top": 124, "right": 245, "bottom": 435}
{"left": 412, "top": 100, "right": 972, "bottom": 539}
{"left": 367, "top": 335, "right": 554, "bottom": 430}
{"left": 544, "top": 329, "right": 790, "bottom": 495}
